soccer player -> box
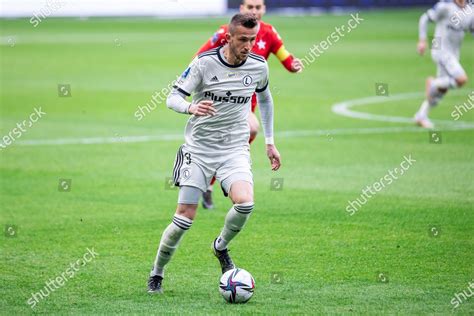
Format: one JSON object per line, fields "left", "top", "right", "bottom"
{"left": 197, "top": 0, "right": 302, "bottom": 208}
{"left": 415, "top": 0, "right": 474, "bottom": 128}
{"left": 147, "top": 13, "right": 281, "bottom": 294}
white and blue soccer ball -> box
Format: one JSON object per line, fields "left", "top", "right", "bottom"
{"left": 219, "top": 268, "right": 255, "bottom": 303}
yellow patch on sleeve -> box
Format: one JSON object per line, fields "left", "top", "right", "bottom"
{"left": 275, "top": 45, "right": 290, "bottom": 61}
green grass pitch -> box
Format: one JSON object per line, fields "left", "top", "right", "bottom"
{"left": 1, "top": 9, "right": 473, "bottom": 314}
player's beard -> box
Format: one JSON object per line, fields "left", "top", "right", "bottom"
{"left": 230, "top": 44, "right": 249, "bottom": 64}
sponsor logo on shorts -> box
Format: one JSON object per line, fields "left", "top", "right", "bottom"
{"left": 182, "top": 168, "right": 191, "bottom": 180}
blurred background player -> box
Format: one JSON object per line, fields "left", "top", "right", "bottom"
{"left": 197, "top": 0, "right": 302, "bottom": 209}
{"left": 415, "top": 0, "right": 474, "bottom": 128}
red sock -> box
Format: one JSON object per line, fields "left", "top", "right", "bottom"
{"left": 210, "top": 176, "right": 216, "bottom": 186}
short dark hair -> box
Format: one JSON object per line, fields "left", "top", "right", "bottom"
{"left": 228, "top": 13, "right": 258, "bottom": 35}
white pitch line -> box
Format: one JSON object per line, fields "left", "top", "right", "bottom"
{"left": 13, "top": 125, "right": 473, "bottom": 147}
{"left": 10, "top": 91, "right": 474, "bottom": 147}
{"left": 277, "top": 125, "right": 472, "bottom": 138}
{"left": 15, "top": 134, "right": 183, "bottom": 146}
{"left": 331, "top": 90, "right": 474, "bottom": 128}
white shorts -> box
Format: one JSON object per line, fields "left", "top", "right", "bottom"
{"left": 172, "top": 144, "right": 253, "bottom": 197}
{"left": 433, "top": 52, "right": 466, "bottom": 79}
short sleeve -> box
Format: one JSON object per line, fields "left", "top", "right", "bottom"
{"left": 174, "top": 57, "right": 203, "bottom": 96}
{"left": 256, "top": 63, "right": 269, "bottom": 93}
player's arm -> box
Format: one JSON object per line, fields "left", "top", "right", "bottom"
{"left": 418, "top": 3, "right": 447, "bottom": 55}
{"left": 167, "top": 58, "right": 216, "bottom": 116}
{"left": 256, "top": 64, "right": 281, "bottom": 171}
{"left": 417, "top": 12, "right": 431, "bottom": 55}
{"left": 195, "top": 26, "right": 227, "bottom": 55}
{"left": 270, "top": 26, "right": 302, "bottom": 73}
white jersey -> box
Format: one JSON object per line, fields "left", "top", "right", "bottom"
{"left": 427, "top": 2, "right": 474, "bottom": 58}
{"left": 173, "top": 46, "right": 269, "bottom": 155}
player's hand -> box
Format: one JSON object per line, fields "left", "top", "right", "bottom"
{"left": 417, "top": 40, "right": 427, "bottom": 56}
{"left": 291, "top": 58, "right": 303, "bottom": 73}
{"left": 188, "top": 100, "right": 216, "bottom": 116}
{"left": 266, "top": 144, "right": 281, "bottom": 171}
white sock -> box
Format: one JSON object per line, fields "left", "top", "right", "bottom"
{"left": 416, "top": 100, "right": 430, "bottom": 119}
{"left": 214, "top": 202, "right": 254, "bottom": 251}
{"left": 151, "top": 214, "right": 193, "bottom": 277}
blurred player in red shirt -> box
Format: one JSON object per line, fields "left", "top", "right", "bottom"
{"left": 197, "top": 0, "right": 303, "bottom": 209}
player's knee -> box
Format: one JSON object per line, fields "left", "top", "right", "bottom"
{"left": 229, "top": 181, "right": 254, "bottom": 204}
{"left": 250, "top": 127, "right": 258, "bottom": 139}
{"left": 233, "top": 195, "right": 254, "bottom": 205}
{"left": 250, "top": 121, "right": 259, "bottom": 135}
{"left": 177, "top": 186, "right": 201, "bottom": 218}
{"left": 248, "top": 117, "right": 259, "bottom": 143}
{"left": 249, "top": 129, "right": 258, "bottom": 144}
{"left": 456, "top": 76, "right": 468, "bottom": 87}
{"left": 248, "top": 113, "right": 259, "bottom": 136}
{"left": 231, "top": 189, "right": 254, "bottom": 204}
{"left": 175, "top": 204, "right": 197, "bottom": 220}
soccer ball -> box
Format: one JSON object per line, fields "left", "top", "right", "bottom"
{"left": 219, "top": 268, "right": 255, "bottom": 303}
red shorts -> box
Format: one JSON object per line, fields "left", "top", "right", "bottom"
{"left": 251, "top": 93, "right": 257, "bottom": 113}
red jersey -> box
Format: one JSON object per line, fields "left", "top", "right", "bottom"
{"left": 197, "top": 21, "right": 296, "bottom": 112}
{"left": 197, "top": 21, "right": 294, "bottom": 68}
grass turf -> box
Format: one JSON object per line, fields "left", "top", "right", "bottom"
{"left": 1, "top": 9, "right": 473, "bottom": 314}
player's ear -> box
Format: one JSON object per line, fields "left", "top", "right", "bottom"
{"left": 225, "top": 32, "right": 231, "bottom": 42}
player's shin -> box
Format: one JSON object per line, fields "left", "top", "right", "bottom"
{"left": 214, "top": 202, "right": 254, "bottom": 251}
{"left": 151, "top": 214, "right": 193, "bottom": 277}
{"left": 416, "top": 99, "right": 432, "bottom": 120}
